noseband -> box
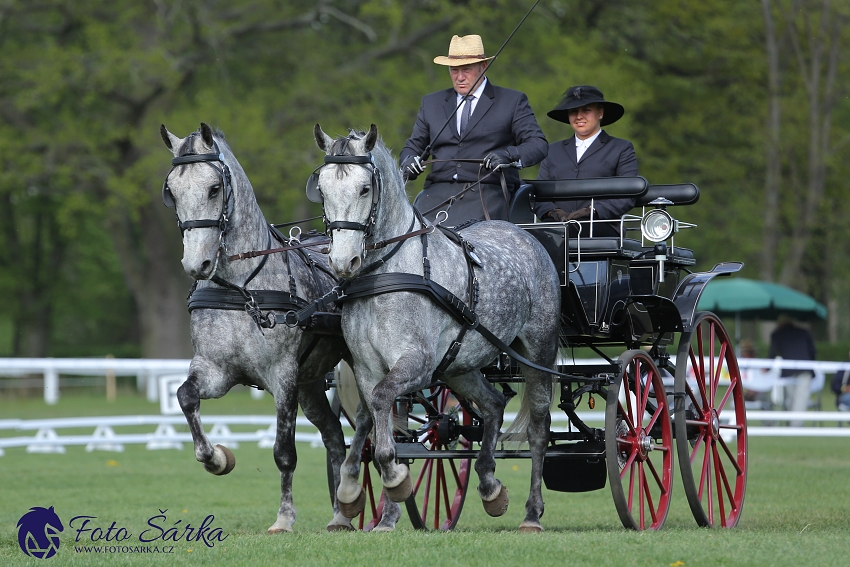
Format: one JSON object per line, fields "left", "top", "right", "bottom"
{"left": 162, "top": 134, "right": 234, "bottom": 239}
{"left": 306, "top": 136, "right": 382, "bottom": 238}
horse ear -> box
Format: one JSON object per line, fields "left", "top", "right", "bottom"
{"left": 161, "top": 124, "right": 182, "bottom": 155}
{"left": 364, "top": 124, "right": 378, "bottom": 152}
{"left": 314, "top": 123, "right": 333, "bottom": 152}
{"left": 200, "top": 123, "right": 215, "bottom": 149}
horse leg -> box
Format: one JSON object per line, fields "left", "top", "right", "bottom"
{"left": 267, "top": 375, "right": 300, "bottom": 534}
{"left": 513, "top": 339, "right": 557, "bottom": 532}
{"left": 177, "top": 361, "right": 235, "bottom": 475}
{"left": 297, "top": 378, "right": 354, "bottom": 532}
{"left": 448, "top": 371, "right": 509, "bottom": 516}
{"left": 369, "top": 356, "right": 434, "bottom": 503}
{"left": 337, "top": 401, "right": 373, "bottom": 517}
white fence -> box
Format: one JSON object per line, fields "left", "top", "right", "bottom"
{"left": 1, "top": 410, "right": 849, "bottom": 458}
{"left": 2, "top": 357, "right": 849, "bottom": 406}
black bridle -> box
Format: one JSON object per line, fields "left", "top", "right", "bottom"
{"left": 162, "top": 134, "right": 234, "bottom": 239}
{"left": 306, "top": 137, "right": 383, "bottom": 238}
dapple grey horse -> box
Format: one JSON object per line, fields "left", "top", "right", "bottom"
{"left": 312, "top": 124, "right": 561, "bottom": 532}
{"left": 160, "top": 123, "right": 352, "bottom": 533}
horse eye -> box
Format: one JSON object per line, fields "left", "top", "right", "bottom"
{"left": 208, "top": 184, "right": 221, "bottom": 199}
{"left": 359, "top": 185, "right": 370, "bottom": 197}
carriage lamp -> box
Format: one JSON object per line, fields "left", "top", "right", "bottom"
{"left": 641, "top": 209, "right": 675, "bottom": 243}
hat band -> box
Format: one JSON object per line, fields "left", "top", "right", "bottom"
{"left": 447, "top": 54, "right": 486, "bottom": 59}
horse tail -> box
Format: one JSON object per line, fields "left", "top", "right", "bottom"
{"left": 499, "top": 380, "right": 558, "bottom": 447}
{"left": 336, "top": 361, "right": 361, "bottom": 422}
{"left": 499, "top": 384, "right": 530, "bottom": 446}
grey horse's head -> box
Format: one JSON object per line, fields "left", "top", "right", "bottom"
{"left": 313, "top": 124, "right": 383, "bottom": 279}
{"left": 161, "top": 123, "right": 233, "bottom": 280}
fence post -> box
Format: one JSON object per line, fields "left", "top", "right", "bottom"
{"left": 44, "top": 366, "right": 59, "bottom": 405}
{"left": 106, "top": 354, "right": 116, "bottom": 402}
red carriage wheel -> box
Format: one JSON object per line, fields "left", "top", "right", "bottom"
{"left": 327, "top": 389, "right": 385, "bottom": 531}
{"left": 605, "top": 350, "right": 674, "bottom": 530}
{"left": 403, "top": 386, "right": 472, "bottom": 530}
{"left": 674, "top": 311, "right": 747, "bottom": 528}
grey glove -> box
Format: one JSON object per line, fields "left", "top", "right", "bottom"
{"left": 402, "top": 156, "right": 426, "bottom": 180}
{"left": 483, "top": 150, "right": 518, "bottom": 170}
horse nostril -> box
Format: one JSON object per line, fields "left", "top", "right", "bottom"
{"left": 348, "top": 256, "right": 361, "bottom": 273}
{"left": 200, "top": 260, "right": 212, "bottom": 276}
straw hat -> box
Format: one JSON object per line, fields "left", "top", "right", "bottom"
{"left": 433, "top": 35, "right": 495, "bottom": 66}
{"left": 547, "top": 85, "right": 625, "bottom": 126}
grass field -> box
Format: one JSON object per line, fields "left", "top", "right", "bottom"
{"left": 1, "top": 392, "right": 849, "bottom": 566}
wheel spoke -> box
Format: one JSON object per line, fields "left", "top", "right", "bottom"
{"left": 638, "top": 462, "right": 646, "bottom": 529}
{"left": 712, "top": 442, "right": 726, "bottom": 526}
{"left": 645, "top": 455, "right": 666, "bottom": 493}
{"left": 689, "top": 431, "right": 706, "bottom": 463}
{"left": 697, "top": 440, "right": 711, "bottom": 501}
{"left": 644, "top": 404, "right": 663, "bottom": 433}
{"left": 620, "top": 444, "right": 638, "bottom": 478}
{"left": 705, "top": 444, "right": 714, "bottom": 525}
{"left": 420, "top": 460, "right": 433, "bottom": 522}
{"left": 689, "top": 349, "right": 708, "bottom": 410}
{"left": 715, "top": 447, "right": 737, "bottom": 517}
{"left": 641, "top": 463, "right": 658, "bottom": 525}
{"left": 413, "top": 458, "right": 429, "bottom": 493}
{"left": 617, "top": 402, "right": 637, "bottom": 434}
{"left": 717, "top": 435, "right": 744, "bottom": 476}
{"left": 435, "top": 462, "right": 444, "bottom": 530}
{"left": 448, "top": 458, "right": 462, "bottom": 487}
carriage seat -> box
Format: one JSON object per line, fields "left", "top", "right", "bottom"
{"left": 509, "top": 177, "right": 648, "bottom": 225}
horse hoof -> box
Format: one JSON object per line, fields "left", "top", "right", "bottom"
{"left": 370, "top": 524, "right": 395, "bottom": 533}
{"left": 482, "top": 485, "right": 509, "bottom": 517}
{"left": 326, "top": 523, "right": 355, "bottom": 532}
{"left": 339, "top": 488, "right": 367, "bottom": 518}
{"left": 267, "top": 525, "right": 293, "bottom": 534}
{"left": 206, "top": 444, "right": 236, "bottom": 475}
{"left": 519, "top": 521, "right": 544, "bottom": 533}
{"left": 384, "top": 473, "right": 412, "bottom": 502}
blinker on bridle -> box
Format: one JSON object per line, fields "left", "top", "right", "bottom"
{"left": 306, "top": 148, "right": 382, "bottom": 238}
{"left": 162, "top": 136, "right": 234, "bottom": 238}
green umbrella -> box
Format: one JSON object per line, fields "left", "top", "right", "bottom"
{"left": 697, "top": 277, "right": 827, "bottom": 321}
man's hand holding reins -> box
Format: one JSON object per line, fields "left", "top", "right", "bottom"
{"left": 402, "top": 155, "right": 426, "bottom": 180}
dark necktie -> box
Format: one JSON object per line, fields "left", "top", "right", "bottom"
{"left": 459, "top": 95, "right": 474, "bottom": 136}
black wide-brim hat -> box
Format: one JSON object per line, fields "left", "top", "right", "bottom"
{"left": 547, "top": 85, "right": 625, "bottom": 126}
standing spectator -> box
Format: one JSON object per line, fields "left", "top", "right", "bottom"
{"left": 768, "top": 314, "right": 816, "bottom": 423}
{"left": 830, "top": 349, "right": 850, "bottom": 411}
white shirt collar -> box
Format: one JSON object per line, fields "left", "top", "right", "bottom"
{"left": 575, "top": 128, "right": 602, "bottom": 161}
{"left": 576, "top": 128, "right": 602, "bottom": 148}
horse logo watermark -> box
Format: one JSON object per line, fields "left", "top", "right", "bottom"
{"left": 17, "top": 506, "right": 64, "bottom": 559}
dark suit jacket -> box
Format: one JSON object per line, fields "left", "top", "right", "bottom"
{"left": 534, "top": 131, "right": 638, "bottom": 221}
{"left": 400, "top": 81, "right": 548, "bottom": 222}
{"left": 769, "top": 323, "right": 816, "bottom": 377}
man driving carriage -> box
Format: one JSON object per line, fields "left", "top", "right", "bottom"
{"left": 534, "top": 85, "right": 638, "bottom": 236}
{"left": 399, "top": 34, "right": 548, "bottom": 227}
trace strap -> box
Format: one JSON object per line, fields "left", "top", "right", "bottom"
{"left": 286, "top": 272, "right": 570, "bottom": 379}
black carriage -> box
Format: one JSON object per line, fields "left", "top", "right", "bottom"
{"left": 332, "top": 176, "right": 747, "bottom": 531}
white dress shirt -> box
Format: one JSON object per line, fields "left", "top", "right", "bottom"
{"left": 456, "top": 78, "right": 488, "bottom": 134}
{"left": 576, "top": 129, "right": 602, "bottom": 162}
